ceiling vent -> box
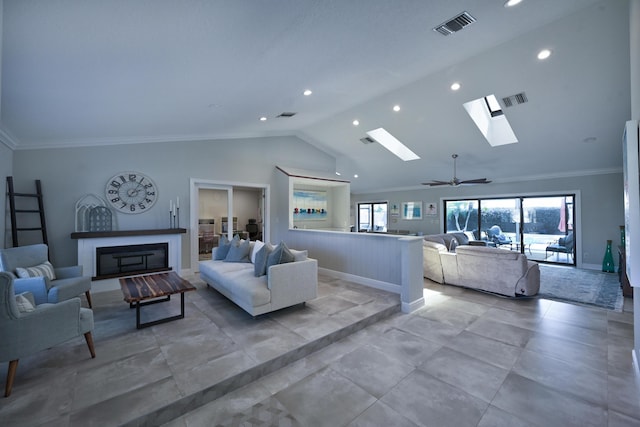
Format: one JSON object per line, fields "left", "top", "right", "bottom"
{"left": 433, "top": 11, "right": 476, "bottom": 36}
{"left": 502, "top": 92, "right": 528, "bottom": 108}
{"left": 277, "top": 112, "right": 297, "bottom": 118}
{"left": 360, "top": 136, "right": 376, "bottom": 144}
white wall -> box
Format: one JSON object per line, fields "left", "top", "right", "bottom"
{"left": 9, "top": 136, "right": 335, "bottom": 267}
{"left": 629, "top": 0, "right": 640, "bottom": 366}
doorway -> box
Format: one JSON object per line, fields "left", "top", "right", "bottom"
{"left": 189, "top": 179, "right": 269, "bottom": 272}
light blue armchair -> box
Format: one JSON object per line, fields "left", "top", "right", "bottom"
{"left": 0, "top": 272, "right": 96, "bottom": 397}
{"left": 0, "top": 244, "right": 92, "bottom": 308}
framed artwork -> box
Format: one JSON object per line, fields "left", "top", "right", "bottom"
{"left": 402, "top": 201, "right": 422, "bottom": 220}
{"left": 390, "top": 203, "right": 400, "bottom": 217}
{"left": 425, "top": 202, "right": 438, "bottom": 216}
{"left": 293, "top": 190, "right": 328, "bottom": 220}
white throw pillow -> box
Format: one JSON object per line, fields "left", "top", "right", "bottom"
{"left": 16, "top": 261, "right": 57, "bottom": 281}
{"left": 15, "top": 293, "right": 35, "bottom": 313}
{"left": 251, "top": 240, "right": 265, "bottom": 264}
{"left": 290, "top": 249, "right": 308, "bottom": 261}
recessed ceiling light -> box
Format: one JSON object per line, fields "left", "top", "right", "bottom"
{"left": 450, "top": 82, "right": 461, "bottom": 91}
{"left": 537, "top": 49, "right": 552, "bottom": 60}
{"left": 303, "top": 89, "right": 313, "bottom": 96}
{"left": 393, "top": 105, "right": 401, "bottom": 112}
{"left": 352, "top": 120, "right": 360, "bottom": 126}
{"left": 504, "top": 0, "right": 523, "bottom": 7}
{"left": 335, "top": 171, "right": 341, "bottom": 176}
{"left": 353, "top": 174, "right": 359, "bottom": 178}
{"left": 259, "top": 117, "right": 267, "bottom": 121}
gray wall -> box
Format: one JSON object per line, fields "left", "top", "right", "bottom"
{"left": 8, "top": 136, "right": 335, "bottom": 267}
{"left": 0, "top": 142, "right": 12, "bottom": 248}
{"left": 352, "top": 172, "right": 624, "bottom": 269}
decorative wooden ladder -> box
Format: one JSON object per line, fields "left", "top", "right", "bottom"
{"left": 6, "top": 176, "right": 49, "bottom": 247}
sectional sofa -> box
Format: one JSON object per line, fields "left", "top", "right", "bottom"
{"left": 423, "top": 233, "right": 540, "bottom": 297}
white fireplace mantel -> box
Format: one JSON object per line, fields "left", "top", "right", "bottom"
{"left": 71, "top": 229, "right": 186, "bottom": 287}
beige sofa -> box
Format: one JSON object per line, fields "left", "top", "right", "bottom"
{"left": 199, "top": 241, "right": 318, "bottom": 316}
{"left": 423, "top": 232, "right": 469, "bottom": 283}
{"left": 423, "top": 234, "right": 539, "bottom": 297}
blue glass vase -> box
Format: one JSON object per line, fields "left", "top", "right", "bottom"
{"left": 602, "top": 240, "right": 615, "bottom": 273}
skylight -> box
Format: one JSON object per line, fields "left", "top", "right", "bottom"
{"left": 463, "top": 95, "right": 518, "bottom": 146}
{"left": 366, "top": 128, "right": 420, "bottom": 161}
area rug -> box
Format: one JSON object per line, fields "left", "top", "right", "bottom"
{"left": 538, "top": 264, "right": 624, "bottom": 311}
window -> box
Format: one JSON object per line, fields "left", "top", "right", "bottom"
{"left": 358, "top": 202, "right": 388, "bottom": 232}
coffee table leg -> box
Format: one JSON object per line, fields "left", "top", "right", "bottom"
{"left": 134, "top": 293, "right": 186, "bottom": 329}
{"left": 136, "top": 301, "right": 141, "bottom": 329}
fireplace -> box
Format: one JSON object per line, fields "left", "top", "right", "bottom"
{"left": 71, "top": 228, "right": 186, "bottom": 285}
{"left": 95, "top": 243, "right": 170, "bottom": 280}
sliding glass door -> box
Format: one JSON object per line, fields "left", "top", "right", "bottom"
{"left": 445, "top": 194, "right": 575, "bottom": 265}
{"left": 521, "top": 196, "right": 574, "bottom": 264}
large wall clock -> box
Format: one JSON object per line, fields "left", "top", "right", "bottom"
{"left": 105, "top": 171, "right": 158, "bottom": 214}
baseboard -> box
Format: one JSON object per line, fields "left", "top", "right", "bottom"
{"left": 402, "top": 297, "right": 425, "bottom": 313}
{"left": 582, "top": 263, "right": 601, "bottom": 271}
{"left": 318, "top": 267, "right": 401, "bottom": 294}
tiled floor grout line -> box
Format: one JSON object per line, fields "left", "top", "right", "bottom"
{"left": 122, "top": 303, "right": 401, "bottom": 426}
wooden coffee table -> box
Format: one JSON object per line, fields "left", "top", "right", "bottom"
{"left": 119, "top": 271, "right": 196, "bottom": 329}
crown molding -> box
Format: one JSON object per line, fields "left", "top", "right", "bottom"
{"left": 0, "top": 124, "right": 19, "bottom": 150}
{"left": 10, "top": 130, "right": 297, "bottom": 150}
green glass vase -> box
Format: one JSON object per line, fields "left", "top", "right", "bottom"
{"left": 602, "top": 240, "right": 615, "bottom": 273}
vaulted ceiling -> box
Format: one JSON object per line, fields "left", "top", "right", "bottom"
{"left": 0, "top": 0, "right": 631, "bottom": 192}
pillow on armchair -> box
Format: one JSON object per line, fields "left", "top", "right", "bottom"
{"left": 15, "top": 261, "right": 57, "bottom": 281}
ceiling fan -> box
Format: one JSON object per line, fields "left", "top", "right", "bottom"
{"left": 422, "top": 154, "right": 492, "bottom": 187}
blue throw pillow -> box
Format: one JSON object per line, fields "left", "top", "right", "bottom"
{"left": 265, "top": 241, "right": 295, "bottom": 276}
{"left": 225, "top": 238, "right": 251, "bottom": 262}
{"left": 214, "top": 235, "right": 237, "bottom": 260}
{"left": 253, "top": 243, "right": 273, "bottom": 277}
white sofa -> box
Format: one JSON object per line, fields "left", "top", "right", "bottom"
{"left": 199, "top": 241, "right": 318, "bottom": 316}
{"left": 423, "top": 236, "right": 540, "bottom": 297}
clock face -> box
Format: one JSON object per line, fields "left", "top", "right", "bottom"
{"left": 105, "top": 172, "right": 158, "bottom": 214}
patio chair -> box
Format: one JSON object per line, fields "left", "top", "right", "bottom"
{"left": 487, "top": 225, "right": 512, "bottom": 247}
{"left": 546, "top": 231, "right": 574, "bottom": 261}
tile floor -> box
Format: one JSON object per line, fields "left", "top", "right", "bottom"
{"left": 0, "top": 273, "right": 399, "bottom": 426}
{"left": 1, "top": 274, "right": 639, "bottom": 427}
{"left": 165, "top": 280, "right": 640, "bottom": 427}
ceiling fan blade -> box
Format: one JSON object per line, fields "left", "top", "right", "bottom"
{"left": 422, "top": 181, "right": 450, "bottom": 186}
{"left": 459, "top": 178, "right": 492, "bottom": 185}
{"left": 421, "top": 154, "right": 492, "bottom": 187}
